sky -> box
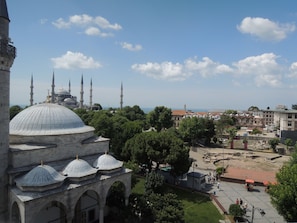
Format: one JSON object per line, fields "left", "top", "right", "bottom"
{"left": 6, "top": 0, "right": 297, "bottom": 111}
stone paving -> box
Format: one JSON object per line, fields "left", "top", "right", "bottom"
{"left": 205, "top": 180, "right": 286, "bottom": 223}
{"left": 189, "top": 147, "right": 288, "bottom": 223}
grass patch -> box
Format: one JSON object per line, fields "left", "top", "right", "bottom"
{"left": 132, "top": 176, "right": 224, "bottom": 223}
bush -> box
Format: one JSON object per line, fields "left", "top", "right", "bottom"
{"left": 228, "top": 204, "right": 244, "bottom": 218}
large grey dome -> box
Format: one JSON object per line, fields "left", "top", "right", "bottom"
{"left": 10, "top": 103, "right": 94, "bottom": 135}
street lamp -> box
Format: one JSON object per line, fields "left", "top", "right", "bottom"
{"left": 251, "top": 205, "right": 265, "bottom": 223}
{"left": 192, "top": 160, "right": 198, "bottom": 191}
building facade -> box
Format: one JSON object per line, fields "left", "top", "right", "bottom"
{"left": 0, "top": 2, "right": 132, "bottom": 222}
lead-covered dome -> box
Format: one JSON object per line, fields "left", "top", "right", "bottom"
{"left": 15, "top": 164, "right": 66, "bottom": 192}
{"left": 10, "top": 103, "right": 94, "bottom": 135}
{"left": 93, "top": 153, "right": 123, "bottom": 171}
{"left": 62, "top": 157, "right": 97, "bottom": 178}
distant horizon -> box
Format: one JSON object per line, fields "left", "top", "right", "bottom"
{"left": 9, "top": 103, "right": 277, "bottom": 113}
{"left": 8, "top": 1, "right": 297, "bottom": 110}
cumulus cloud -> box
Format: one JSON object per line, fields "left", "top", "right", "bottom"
{"left": 120, "top": 42, "right": 142, "bottom": 51}
{"left": 132, "top": 62, "right": 188, "bottom": 81}
{"left": 237, "top": 17, "right": 295, "bottom": 42}
{"left": 131, "top": 57, "right": 232, "bottom": 81}
{"left": 185, "top": 57, "right": 233, "bottom": 78}
{"left": 51, "top": 51, "right": 101, "bottom": 69}
{"left": 132, "top": 53, "right": 289, "bottom": 88}
{"left": 52, "top": 14, "right": 122, "bottom": 36}
{"left": 289, "top": 62, "right": 297, "bottom": 78}
{"left": 233, "top": 53, "right": 283, "bottom": 87}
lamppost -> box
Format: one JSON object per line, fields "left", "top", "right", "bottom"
{"left": 192, "top": 160, "right": 198, "bottom": 191}
{"left": 251, "top": 205, "right": 265, "bottom": 223}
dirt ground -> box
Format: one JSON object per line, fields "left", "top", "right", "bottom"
{"left": 190, "top": 146, "right": 290, "bottom": 173}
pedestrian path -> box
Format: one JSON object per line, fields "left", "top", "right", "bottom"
{"left": 206, "top": 181, "right": 285, "bottom": 223}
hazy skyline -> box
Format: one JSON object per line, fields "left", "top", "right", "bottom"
{"left": 8, "top": 0, "right": 297, "bottom": 110}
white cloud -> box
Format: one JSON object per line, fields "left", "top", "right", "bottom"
{"left": 237, "top": 17, "right": 295, "bottom": 42}
{"left": 84, "top": 27, "right": 113, "bottom": 37}
{"left": 131, "top": 62, "right": 188, "bottom": 81}
{"left": 233, "top": 53, "right": 283, "bottom": 87}
{"left": 185, "top": 57, "right": 233, "bottom": 78}
{"left": 289, "top": 62, "right": 297, "bottom": 78}
{"left": 120, "top": 42, "right": 142, "bottom": 51}
{"left": 51, "top": 51, "right": 102, "bottom": 69}
{"left": 132, "top": 53, "right": 289, "bottom": 88}
{"left": 132, "top": 57, "right": 232, "bottom": 81}
{"left": 52, "top": 14, "right": 122, "bottom": 37}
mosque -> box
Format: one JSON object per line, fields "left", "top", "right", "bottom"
{"left": 0, "top": 1, "right": 132, "bottom": 223}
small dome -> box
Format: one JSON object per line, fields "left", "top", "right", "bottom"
{"left": 93, "top": 153, "right": 123, "bottom": 171}
{"left": 57, "top": 88, "right": 70, "bottom": 95}
{"left": 62, "top": 158, "right": 97, "bottom": 178}
{"left": 10, "top": 103, "right": 94, "bottom": 135}
{"left": 16, "top": 164, "right": 65, "bottom": 187}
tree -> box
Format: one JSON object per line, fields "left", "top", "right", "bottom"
{"left": 120, "top": 105, "right": 146, "bottom": 121}
{"left": 269, "top": 164, "right": 297, "bottom": 222}
{"left": 178, "top": 117, "right": 215, "bottom": 146}
{"left": 145, "top": 171, "right": 164, "bottom": 195}
{"left": 269, "top": 138, "right": 280, "bottom": 153}
{"left": 248, "top": 106, "right": 260, "bottom": 111}
{"left": 227, "top": 127, "right": 237, "bottom": 149}
{"left": 122, "top": 130, "right": 191, "bottom": 177}
{"left": 292, "top": 104, "right": 297, "bottom": 110}
{"left": 228, "top": 204, "right": 244, "bottom": 220}
{"left": 74, "top": 108, "right": 94, "bottom": 125}
{"left": 148, "top": 193, "right": 185, "bottom": 223}
{"left": 147, "top": 106, "right": 173, "bottom": 132}
{"left": 284, "top": 138, "right": 293, "bottom": 151}
{"left": 215, "top": 114, "right": 236, "bottom": 137}
{"left": 90, "top": 110, "right": 114, "bottom": 137}
{"left": 10, "top": 105, "right": 22, "bottom": 120}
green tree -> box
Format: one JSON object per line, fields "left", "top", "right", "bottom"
{"left": 10, "top": 105, "right": 22, "bottom": 120}
{"left": 215, "top": 114, "right": 236, "bottom": 137}
{"left": 74, "top": 108, "right": 95, "bottom": 125}
{"left": 149, "top": 193, "right": 185, "bottom": 223}
{"left": 269, "top": 138, "right": 280, "bottom": 153}
{"left": 292, "top": 104, "right": 297, "bottom": 110}
{"left": 147, "top": 106, "right": 173, "bottom": 132}
{"left": 123, "top": 130, "right": 191, "bottom": 176}
{"left": 269, "top": 164, "right": 297, "bottom": 222}
{"left": 90, "top": 110, "right": 114, "bottom": 137}
{"left": 247, "top": 106, "right": 260, "bottom": 111}
{"left": 120, "top": 105, "right": 146, "bottom": 121}
{"left": 178, "top": 117, "right": 215, "bottom": 146}
{"left": 285, "top": 138, "right": 293, "bottom": 151}
{"left": 228, "top": 204, "right": 244, "bottom": 219}
{"left": 290, "top": 145, "right": 297, "bottom": 165}
{"left": 227, "top": 127, "right": 237, "bottom": 149}
{"left": 145, "top": 171, "right": 164, "bottom": 195}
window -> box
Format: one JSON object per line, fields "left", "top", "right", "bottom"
{"left": 288, "top": 121, "right": 292, "bottom": 127}
{"left": 88, "top": 209, "right": 95, "bottom": 222}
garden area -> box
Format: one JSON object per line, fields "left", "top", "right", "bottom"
{"left": 132, "top": 176, "right": 224, "bottom": 223}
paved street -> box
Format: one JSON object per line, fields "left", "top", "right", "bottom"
{"left": 204, "top": 180, "right": 286, "bottom": 223}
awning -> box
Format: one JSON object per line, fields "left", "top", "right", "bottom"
{"left": 245, "top": 179, "right": 254, "bottom": 184}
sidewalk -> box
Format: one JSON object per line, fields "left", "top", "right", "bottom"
{"left": 205, "top": 180, "right": 285, "bottom": 223}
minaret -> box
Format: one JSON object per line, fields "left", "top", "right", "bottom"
{"left": 68, "top": 79, "right": 71, "bottom": 95}
{"left": 120, "top": 82, "right": 123, "bottom": 110}
{"left": 51, "top": 72, "right": 55, "bottom": 103}
{"left": 89, "top": 78, "right": 92, "bottom": 109}
{"left": 30, "top": 74, "right": 34, "bottom": 106}
{"left": 0, "top": 0, "right": 16, "bottom": 221}
{"left": 80, "top": 74, "right": 84, "bottom": 108}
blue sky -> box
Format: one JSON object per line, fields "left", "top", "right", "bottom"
{"left": 7, "top": 0, "right": 297, "bottom": 110}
